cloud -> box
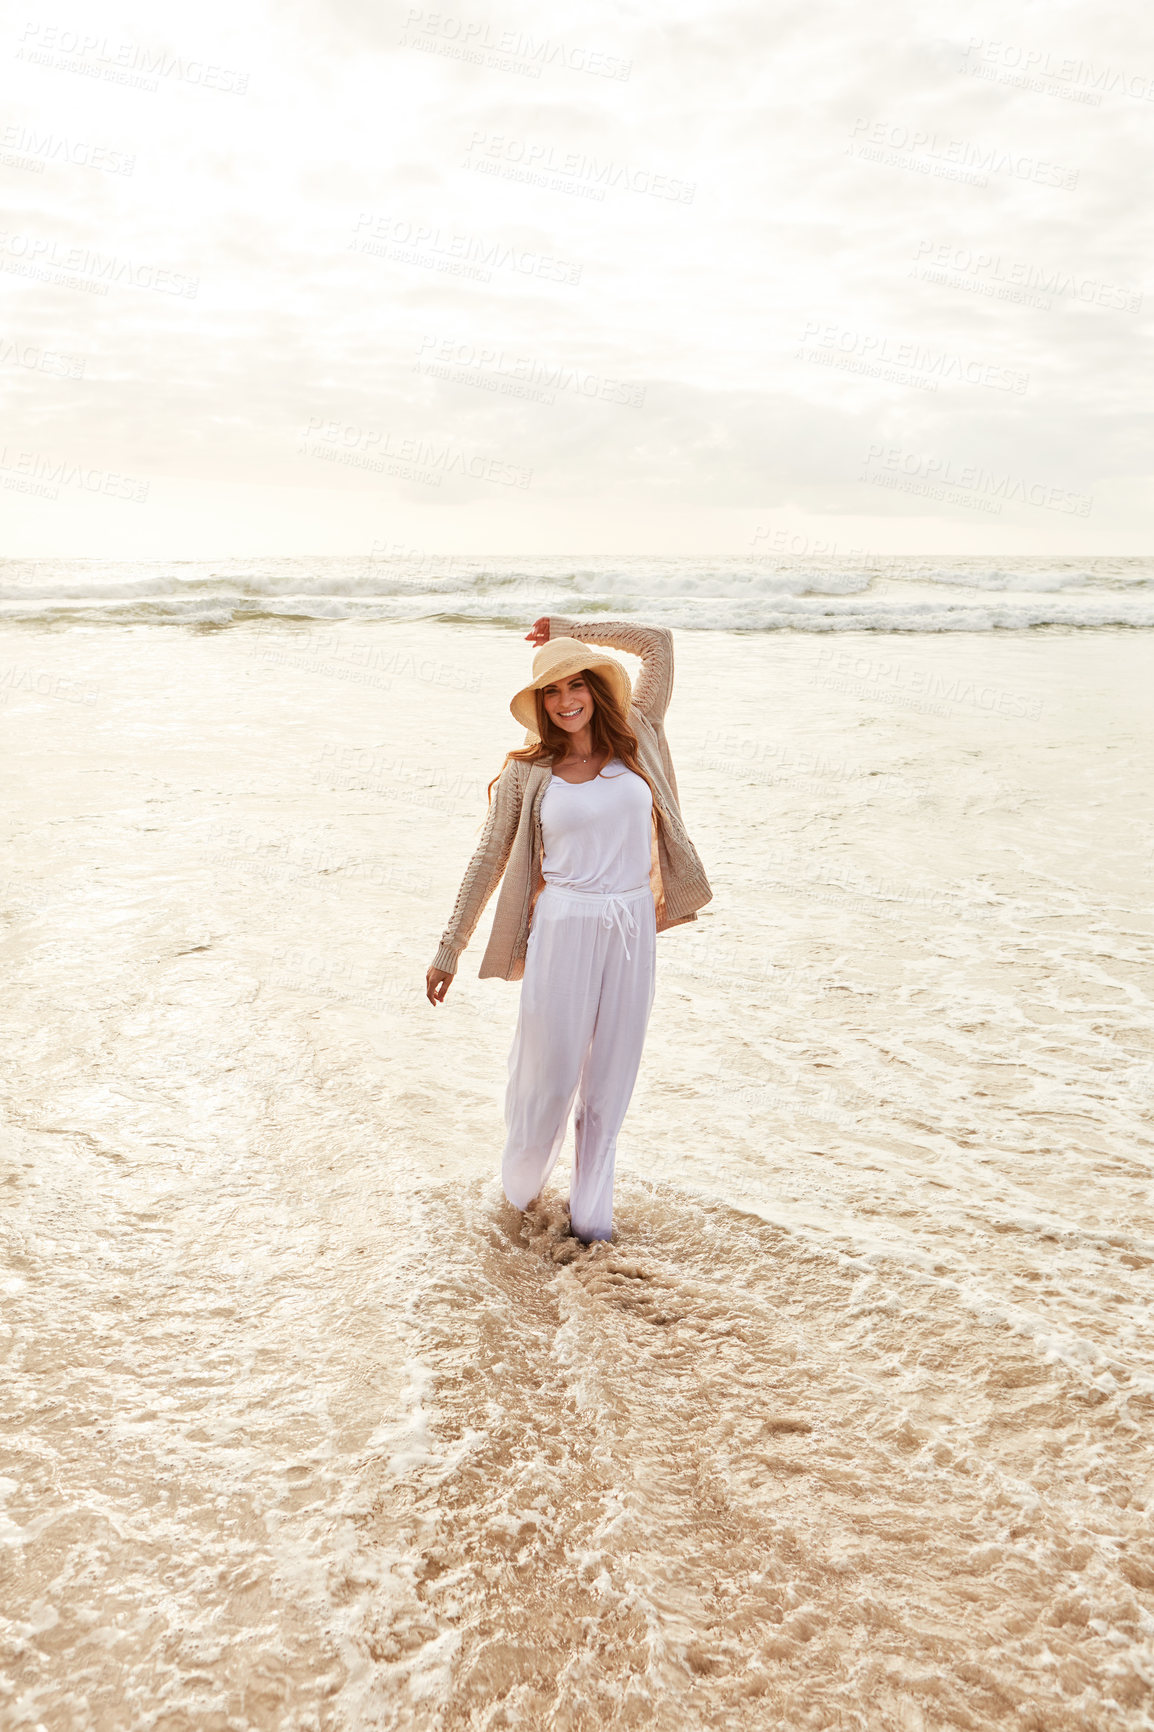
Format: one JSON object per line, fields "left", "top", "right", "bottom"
{"left": 3, "top": 0, "right": 1151, "bottom": 551}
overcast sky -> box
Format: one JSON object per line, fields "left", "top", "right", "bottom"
{"left": 2, "top": 0, "right": 1152, "bottom": 557}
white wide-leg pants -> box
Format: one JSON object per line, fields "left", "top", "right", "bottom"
{"left": 502, "top": 884, "right": 657, "bottom": 1243}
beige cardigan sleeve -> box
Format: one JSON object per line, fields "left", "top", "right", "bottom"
{"left": 431, "top": 760, "right": 523, "bottom": 975}
{"left": 548, "top": 617, "right": 674, "bottom": 725}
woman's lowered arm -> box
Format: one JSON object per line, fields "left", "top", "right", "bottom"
{"left": 428, "top": 760, "right": 523, "bottom": 987}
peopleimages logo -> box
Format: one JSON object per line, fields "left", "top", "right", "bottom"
{"left": 796, "top": 320, "right": 1029, "bottom": 394}
{"left": 0, "top": 231, "right": 198, "bottom": 297}
{"left": 15, "top": 22, "right": 250, "bottom": 94}
{"left": 414, "top": 335, "right": 646, "bottom": 408}
{"left": 848, "top": 118, "right": 1079, "bottom": 189}
{"left": 0, "top": 337, "right": 85, "bottom": 378}
{"left": 400, "top": 8, "right": 632, "bottom": 81}
{"left": 300, "top": 418, "right": 533, "bottom": 490}
{"left": 0, "top": 123, "right": 135, "bottom": 176}
{"left": 812, "top": 647, "right": 1044, "bottom": 721}
{"left": 861, "top": 445, "right": 1093, "bottom": 517}
{"left": 350, "top": 212, "right": 582, "bottom": 287}
{"left": 0, "top": 445, "right": 149, "bottom": 503}
{"left": 960, "top": 37, "right": 1154, "bottom": 105}
{"left": 464, "top": 132, "right": 695, "bottom": 203}
{"left": 911, "top": 241, "right": 1142, "bottom": 313}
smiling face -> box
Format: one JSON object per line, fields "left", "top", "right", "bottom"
{"left": 540, "top": 671, "right": 594, "bottom": 736}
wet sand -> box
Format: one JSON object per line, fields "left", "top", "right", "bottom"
{"left": 2, "top": 619, "right": 1153, "bottom": 1729}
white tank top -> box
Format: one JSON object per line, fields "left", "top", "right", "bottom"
{"left": 540, "top": 760, "right": 653, "bottom": 894}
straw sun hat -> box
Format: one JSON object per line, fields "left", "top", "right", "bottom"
{"left": 510, "top": 636, "right": 633, "bottom": 733}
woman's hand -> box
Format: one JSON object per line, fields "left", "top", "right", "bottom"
{"left": 426, "top": 966, "right": 453, "bottom": 1006}
{"left": 525, "top": 617, "right": 550, "bottom": 648}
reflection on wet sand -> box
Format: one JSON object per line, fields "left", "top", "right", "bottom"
{"left": 1, "top": 620, "right": 1152, "bottom": 1727}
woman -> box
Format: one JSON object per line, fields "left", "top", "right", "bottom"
{"left": 426, "top": 615, "right": 711, "bottom": 1243}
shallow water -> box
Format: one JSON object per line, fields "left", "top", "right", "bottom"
{"left": 2, "top": 620, "right": 1152, "bottom": 1729}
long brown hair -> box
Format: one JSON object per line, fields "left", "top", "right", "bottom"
{"left": 488, "top": 666, "right": 662, "bottom": 821}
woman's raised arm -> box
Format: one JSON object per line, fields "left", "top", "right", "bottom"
{"left": 544, "top": 616, "right": 675, "bottom": 725}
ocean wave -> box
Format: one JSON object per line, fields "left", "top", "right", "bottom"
{"left": 1, "top": 556, "right": 1152, "bottom": 630}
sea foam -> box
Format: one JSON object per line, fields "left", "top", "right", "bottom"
{"left": 1, "top": 554, "right": 1152, "bottom": 630}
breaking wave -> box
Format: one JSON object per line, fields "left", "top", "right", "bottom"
{"left": 1, "top": 555, "right": 1153, "bottom": 630}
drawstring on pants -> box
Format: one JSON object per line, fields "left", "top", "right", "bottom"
{"left": 600, "top": 893, "right": 639, "bottom": 960}
{"left": 539, "top": 883, "right": 647, "bottom": 962}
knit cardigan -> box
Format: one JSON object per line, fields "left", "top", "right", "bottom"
{"left": 431, "top": 617, "right": 712, "bottom": 982}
